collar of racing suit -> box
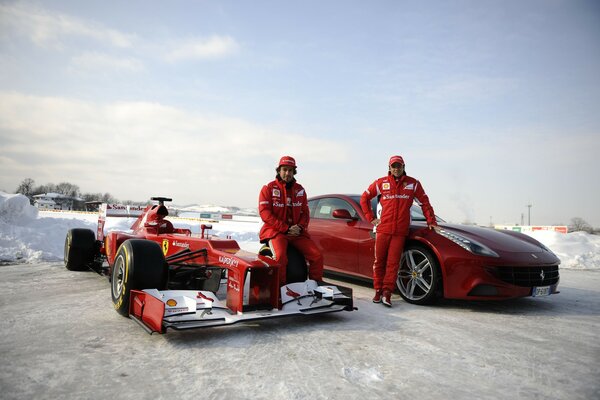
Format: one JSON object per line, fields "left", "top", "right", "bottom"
{"left": 276, "top": 175, "right": 296, "bottom": 189}
{"left": 387, "top": 171, "right": 406, "bottom": 182}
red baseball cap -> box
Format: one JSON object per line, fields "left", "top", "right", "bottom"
{"left": 389, "top": 155, "right": 404, "bottom": 166}
{"left": 278, "top": 156, "right": 296, "bottom": 167}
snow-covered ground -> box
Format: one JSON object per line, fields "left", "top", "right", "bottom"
{"left": 1, "top": 192, "right": 599, "bottom": 399}
{"left": 1, "top": 192, "right": 599, "bottom": 269}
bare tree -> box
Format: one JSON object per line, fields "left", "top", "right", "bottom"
{"left": 82, "top": 192, "right": 103, "bottom": 202}
{"left": 33, "top": 183, "right": 57, "bottom": 195}
{"left": 101, "top": 192, "right": 117, "bottom": 203}
{"left": 569, "top": 217, "right": 592, "bottom": 233}
{"left": 55, "top": 182, "right": 80, "bottom": 197}
{"left": 15, "top": 178, "right": 35, "bottom": 196}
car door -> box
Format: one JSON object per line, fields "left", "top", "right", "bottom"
{"left": 350, "top": 196, "right": 377, "bottom": 278}
{"left": 308, "top": 197, "right": 359, "bottom": 274}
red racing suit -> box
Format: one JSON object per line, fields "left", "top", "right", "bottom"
{"left": 360, "top": 173, "right": 436, "bottom": 236}
{"left": 259, "top": 177, "right": 323, "bottom": 285}
{"left": 360, "top": 173, "right": 437, "bottom": 291}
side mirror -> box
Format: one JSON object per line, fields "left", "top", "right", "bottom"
{"left": 332, "top": 209, "right": 356, "bottom": 220}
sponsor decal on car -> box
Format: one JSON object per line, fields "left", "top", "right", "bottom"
{"left": 172, "top": 240, "right": 190, "bottom": 249}
{"left": 228, "top": 279, "right": 240, "bottom": 292}
{"left": 219, "top": 255, "right": 239, "bottom": 268}
{"left": 162, "top": 239, "right": 169, "bottom": 255}
{"left": 165, "top": 307, "right": 189, "bottom": 314}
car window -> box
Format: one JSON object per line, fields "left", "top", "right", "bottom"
{"left": 313, "top": 198, "right": 358, "bottom": 220}
{"left": 308, "top": 199, "right": 318, "bottom": 218}
{"left": 349, "top": 195, "right": 379, "bottom": 218}
{"left": 351, "top": 195, "right": 443, "bottom": 222}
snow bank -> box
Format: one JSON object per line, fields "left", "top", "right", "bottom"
{"left": 0, "top": 192, "right": 95, "bottom": 262}
{"left": 1, "top": 192, "right": 599, "bottom": 269}
{"left": 527, "top": 230, "right": 600, "bottom": 270}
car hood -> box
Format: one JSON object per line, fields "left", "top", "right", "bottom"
{"left": 438, "top": 223, "right": 548, "bottom": 253}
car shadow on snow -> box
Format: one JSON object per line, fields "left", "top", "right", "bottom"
{"left": 434, "top": 286, "right": 600, "bottom": 317}
{"left": 161, "top": 298, "right": 411, "bottom": 345}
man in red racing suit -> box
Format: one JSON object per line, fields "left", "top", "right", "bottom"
{"left": 259, "top": 156, "right": 324, "bottom": 286}
{"left": 360, "top": 155, "right": 438, "bottom": 307}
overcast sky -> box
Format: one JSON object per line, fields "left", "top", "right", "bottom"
{"left": 1, "top": 0, "right": 599, "bottom": 226}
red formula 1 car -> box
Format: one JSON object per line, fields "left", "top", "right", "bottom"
{"left": 63, "top": 197, "right": 354, "bottom": 333}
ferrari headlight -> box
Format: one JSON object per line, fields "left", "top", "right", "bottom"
{"left": 438, "top": 229, "right": 499, "bottom": 257}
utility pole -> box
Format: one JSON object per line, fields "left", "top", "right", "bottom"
{"left": 520, "top": 213, "right": 524, "bottom": 226}
{"left": 526, "top": 203, "right": 532, "bottom": 226}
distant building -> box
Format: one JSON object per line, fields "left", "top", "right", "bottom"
{"left": 33, "top": 193, "right": 82, "bottom": 211}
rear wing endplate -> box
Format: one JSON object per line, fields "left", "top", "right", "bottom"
{"left": 97, "top": 203, "right": 147, "bottom": 241}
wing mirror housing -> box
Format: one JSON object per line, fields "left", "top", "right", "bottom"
{"left": 332, "top": 209, "right": 357, "bottom": 220}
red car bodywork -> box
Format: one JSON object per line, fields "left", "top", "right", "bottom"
{"left": 307, "top": 194, "right": 560, "bottom": 301}
{"left": 97, "top": 203, "right": 281, "bottom": 313}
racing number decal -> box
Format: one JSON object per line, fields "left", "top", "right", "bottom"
{"left": 162, "top": 239, "right": 169, "bottom": 255}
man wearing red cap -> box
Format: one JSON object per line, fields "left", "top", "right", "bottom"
{"left": 360, "top": 155, "right": 438, "bottom": 307}
{"left": 258, "top": 156, "right": 324, "bottom": 286}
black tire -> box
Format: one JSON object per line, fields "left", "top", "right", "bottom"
{"left": 396, "top": 244, "right": 442, "bottom": 305}
{"left": 258, "top": 242, "right": 308, "bottom": 284}
{"left": 64, "top": 229, "right": 96, "bottom": 271}
{"left": 111, "top": 239, "right": 167, "bottom": 317}
{"left": 286, "top": 245, "right": 308, "bottom": 284}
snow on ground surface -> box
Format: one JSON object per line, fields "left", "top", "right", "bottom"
{"left": 1, "top": 192, "right": 599, "bottom": 269}
{"left": 0, "top": 263, "right": 598, "bottom": 399}
{"left": 1, "top": 192, "right": 599, "bottom": 399}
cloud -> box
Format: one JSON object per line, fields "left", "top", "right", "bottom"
{"left": 69, "top": 52, "right": 144, "bottom": 73}
{"left": 0, "top": 2, "right": 135, "bottom": 49}
{"left": 0, "top": 91, "right": 347, "bottom": 205}
{"left": 165, "top": 35, "right": 240, "bottom": 62}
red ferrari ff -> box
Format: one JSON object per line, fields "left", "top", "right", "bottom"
{"left": 307, "top": 194, "right": 560, "bottom": 305}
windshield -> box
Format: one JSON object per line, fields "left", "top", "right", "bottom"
{"left": 349, "top": 195, "right": 443, "bottom": 222}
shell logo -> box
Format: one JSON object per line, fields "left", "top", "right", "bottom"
{"left": 166, "top": 299, "right": 177, "bottom": 307}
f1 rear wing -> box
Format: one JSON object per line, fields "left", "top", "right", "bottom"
{"left": 97, "top": 203, "right": 147, "bottom": 241}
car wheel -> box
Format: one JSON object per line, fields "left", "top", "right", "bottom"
{"left": 64, "top": 228, "right": 96, "bottom": 271}
{"left": 396, "top": 244, "right": 441, "bottom": 305}
{"left": 111, "top": 239, "right": 167, "bottom": 317}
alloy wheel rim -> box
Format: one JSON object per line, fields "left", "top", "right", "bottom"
{"left": 112, "top": 256, "right": 125, "bottom": 297}
{"left": 64, "top": 236, "right": 71, "bottom": 262}
{"left": 397, "top": 249, "right": 433, "bottom": 301}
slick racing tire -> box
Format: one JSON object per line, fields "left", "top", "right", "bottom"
{"left": 64, "top": 228, "right": 96, "bottom": 271}
{"left": 396, "top": 244, "right": 442, "bottom": 305}
{"left": 258, "top": 242, "right": 308, "bottom": 284}
{"left": 111, "top": 239, "right": 167, "bottom": 317}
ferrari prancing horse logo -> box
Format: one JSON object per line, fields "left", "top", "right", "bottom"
{"left": 162, "top": 239, "right": 169, "bottom": 255}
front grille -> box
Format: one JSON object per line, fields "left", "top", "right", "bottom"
{"left": 494, "top": 265, "right": 559, "bottom": 287}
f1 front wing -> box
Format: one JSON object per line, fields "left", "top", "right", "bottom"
{"left": 128, "top": 280, "right": 355, "bottom": 334}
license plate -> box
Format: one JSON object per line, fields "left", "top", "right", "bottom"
{"left": 532, "top": 286, "right": 551, "bottom": 297}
